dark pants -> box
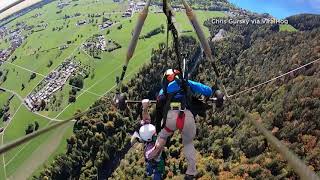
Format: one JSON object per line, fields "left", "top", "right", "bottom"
{"left": 146, "top": 161, "right": 163, "bottom": 180}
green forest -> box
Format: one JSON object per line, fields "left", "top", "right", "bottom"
{"left": 33, "top": 12, "right": 320, "bottom": 180}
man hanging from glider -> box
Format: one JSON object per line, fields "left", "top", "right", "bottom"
{"left": 145, "top": 69, "right": 224, "bottom": 179}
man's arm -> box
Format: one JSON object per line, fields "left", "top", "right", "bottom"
{"left": 188, "top": 80, "right": 213, "bottom": 97}
{"left": 158, "top": 81, "right": 181, "bottom": 95}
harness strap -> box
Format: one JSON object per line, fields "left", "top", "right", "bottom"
{"left": 163, "top": 0, "right": 182, "bottom": 72}
{"left": 164, "top": 126, "right": 173, "bottom": 133}
{"left": 161, "top": 93, "right": 173, "bottom": 130}
{"left": 164, "top": 111, "right": 185, "bottom": 133}
{"left": 176, "top": 111, "right": 185, "bottom": 131}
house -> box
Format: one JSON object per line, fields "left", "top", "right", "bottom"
{"left": 24, "top": 25, "right": 34, "bottom": 31}
{"left": 123, "top": 5, "right": 133, "bottom": 17}
{"left": 11, "top": 38, "right": 23, "bottom": 49}
{"left": 122, "top": 11, "right": 132, "bottom": 17}
{"left": 59, "top": 45, "right": 69, "bottom": 50}
{"left": 0, "top": 49, "right": 11, "bottom": 61}
{"left": 0, "top": 50, "right": 6, "bottom": 59}
{"left": 129, "top": 2, "right": 134, "bottom": 9}
{"left": 99, "top": 20, "right": 113, "bottom": 30}
{"left": 77, "top": 20, "right": 87, "bottom": 26}
{"left": 57, "top": 2, "right": 69, "bottom": 9}
{"left": 137, "top": 2, "right": 146, "bottom": 7}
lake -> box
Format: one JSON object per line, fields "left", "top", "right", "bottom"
{"left": 228, "top": 0, "right": 320, "bottom": 19}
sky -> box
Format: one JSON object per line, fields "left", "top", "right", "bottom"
{"left": 0, "top": 0, "right": 20, "bottom": 11}
{"left": 228, "top": 0, "right": 320, "bottom": 18}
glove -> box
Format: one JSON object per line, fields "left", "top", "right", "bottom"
{"left": 142, "top": 99, "right": 150, "bottom": 110}
{"left": 142, "top": 99, "right": 151, "bottom": 124}
{"left": 214, "top": 90, "right": 224, "bottom": 108}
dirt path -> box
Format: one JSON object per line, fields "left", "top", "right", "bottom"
{"left": 8, "top": 122, "right": 72, "bottom": 180}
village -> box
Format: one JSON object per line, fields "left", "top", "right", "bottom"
{"left": 75, "top": 1, "right": 147, "bottom": 29}
{"left": 76, "top": 13, "right": 113, "bottom": 30}
{"left": 83, "top": 34, "right": 108, "bottom": 51}
{"left": 2, "top": 0, "right": 154, "bottom": 63}
{"left": 0, "top": 18, "right": 51, "bottom": 62}
{"left": 83, "top": 34, "right": 121, "bottom": 57}
{"left": 122, "top": 1, "right": 146, "bottom": 18}
{"left": 0, "top": 23, "right": 26, "bottom": 61}
{"left": 25, "top": 60, "right": 79, "bottom": 111}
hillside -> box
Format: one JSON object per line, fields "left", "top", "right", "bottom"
{"left": 111, "top": 19, "right": 320, "bottom": 179}
{"left": 34, "top": 11, "right": 320, "bottom": 179}
{"left": 286, "top": 14, "right": 320, "bottom": 31}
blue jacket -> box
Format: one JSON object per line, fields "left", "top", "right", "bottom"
{"left": 159, "top": 80, "right": 213, "bottom": 98}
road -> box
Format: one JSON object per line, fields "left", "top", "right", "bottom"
{"left": 7, "top": 122, "right": 72, "bottom": 180}
{"left": 0, "top": 87, "right": 61, "bottom": 122}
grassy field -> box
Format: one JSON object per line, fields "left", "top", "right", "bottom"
{"left": 280, "top": 24, "right": 298, "bottom": 32}
{"left": 4, "top": 106, "right": 48, "bottom": 153}
{"left": 30, "top": 122, "right": 74, "bottom": 178}
{"left": 10, "top": 122, "right": 73, "bottom": 180}
{"left": 0, "top": 0, "right": 227, "bottom": 178}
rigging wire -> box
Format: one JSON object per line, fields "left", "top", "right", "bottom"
{"left": 214, "top": 55, "right": 320, "bottom": 180}
{"left": 223, "top": 91, "right": 320, "bottom": 180}
{"left": 213, "top": 57, "right": 319, "bottom": 179}
{"left": 227, "top": 58, "right": 320, "bottom": 98}
{"left": 163, "top": 0, "right": 182, "bottom": 72}
{"left": 0, "top": 96, "right": 108, "bottom": 154}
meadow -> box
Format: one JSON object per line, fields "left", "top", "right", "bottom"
{"left": 280, "top": 24, "right": 298, "bottom": 32}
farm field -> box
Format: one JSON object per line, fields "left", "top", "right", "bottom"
{"left": 0, "top": 0, "right": 227, "bottom": 179}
